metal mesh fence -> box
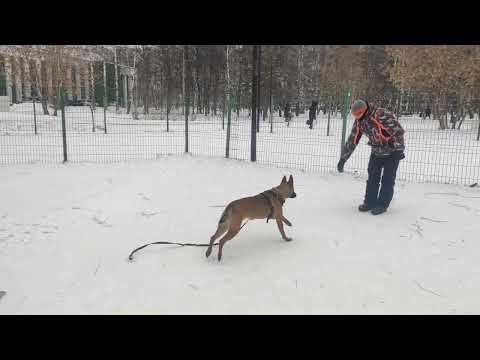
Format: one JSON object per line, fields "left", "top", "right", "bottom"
{"left": 0, "top": 99, "right": 64, "bottom": 164}
{"left": 1, "top": 62, "right": 479, "bottom": 186}
{"left": 229, "top": 109, "right": 480, "bottom": 185}
{"left": 344, "top": 112, "right": 480, "bottom": 184}
{"left": 64, "top": 106, "right": 186, "bottom": 163}
{"left": 254, "top": 108, "right": 344, "bottom": 173}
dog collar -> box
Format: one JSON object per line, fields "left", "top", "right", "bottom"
{"left": 270, "top": 189, "right": 285, "bottom": 205}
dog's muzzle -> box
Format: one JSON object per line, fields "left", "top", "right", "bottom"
{"left": 291, "top": 192, "right": 297, "bottom": 198}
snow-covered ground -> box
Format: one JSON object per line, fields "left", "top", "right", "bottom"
{"left": 1, "top": 103, "right": 480, "bottom": 185}
{"left": 1, "top": 155, "right": 480, "bottom": 314}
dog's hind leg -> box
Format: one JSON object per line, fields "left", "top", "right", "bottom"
{"left": 206, "top": 223, "right": 228, "bottom": 258}
{"left": 218, "top": 224, "right": 240, "bottom": 261}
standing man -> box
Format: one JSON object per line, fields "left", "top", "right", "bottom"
{"left": 284, "top": 102, "right": 292, "bottom": 127}
{"left": 307, "top": 101, "right": 317, "bottom": 129}
{"left": 337, "top": 99, "right": 405, "bottom": 215}
{"left": 425, "top": 105, "right": 431, "bottom": 119}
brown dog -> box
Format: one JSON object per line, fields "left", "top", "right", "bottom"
{"left": 206, "top": 175, "right": 296, "bottom": 261}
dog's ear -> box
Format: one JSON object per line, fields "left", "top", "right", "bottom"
{"left": 281, "top": 176, "right": 287, "bottom": 184}
{"left": 288, "top": 175, "right": 294, "bottom": 186}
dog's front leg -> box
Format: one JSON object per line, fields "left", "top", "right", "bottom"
{"left": 282, "top": 216, "right": 292, "bottom": 227}
{"left": 276, "top": 217, "right": 292, "bottom": 242}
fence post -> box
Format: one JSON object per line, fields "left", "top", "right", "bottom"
{"left": 166, "top": 107, "right": 169, "bottom": 132}
{"left": 226, "top": 90, "right": 232, "bottom": 158}
{"left": 33, "top": 96, "right": 37, "bottom": 135}
{"left": 60, "top": 88, "right": 68, "bottom": 163}
{"left": 91, "top": 104, "right": 96, "bottom": 133}
{"left": 256, "top": 45, "right": 261, "bottom": 133}
{"left": 250, "top": 45, "right": 259, "bottom": 162}
{"left": 270, "top": 95, "right": 273, "bottom": 134}
{"left": 340, "top": 89, "right": 351, "bottom": 154}
{"left": 185, "top": 93, "right": 189, "bottom": 153}
{"left": 103, "top": 61, "right": 108, "bottom": 134}
{"left": 225, "top": 45, "right": 232, "bottom": 158}
{"left": 114, "top": 47, "right": 119, "bottom": 113}
{"left": 183, "top": 46, "right": 189, "bottom": 154}
{"left": 222, "top": 95, "right": 225, "bottom": 131}
{"left": 269, "top": 51, "right": 273, "bottom": 134}
{"left": 327, "top": 96, "right": 331, "bottom": 136}
{"left": 477, "top": 111, "right": 480, "bottom": 141}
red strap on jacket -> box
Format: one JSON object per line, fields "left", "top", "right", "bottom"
{"left": 371, "top": 114, "right": 393, "bottom": 142}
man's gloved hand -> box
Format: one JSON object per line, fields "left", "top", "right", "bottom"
{"left": 392, "top": 151, "right": 405, "bottom": 160}
{"left": 337, "top": 158, "right": 346, "bottom": 173}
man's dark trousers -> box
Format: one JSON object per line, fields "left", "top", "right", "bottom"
{"left": 364, "top": 152, "right": 402, "bottom": 209}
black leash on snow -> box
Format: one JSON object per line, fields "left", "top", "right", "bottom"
{"left": 128, "top": 221, "right": 249, "bottom": 261}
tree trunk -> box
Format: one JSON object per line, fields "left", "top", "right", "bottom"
{"left": 46, "top": 62, "right": 54, "bottom": 107}
{"left": 236, "top": 68, "right": 241, "bottom": 117}
{"left": 213, "top": 71, "right": 218, "bottom": 116}
{"left": 131, "top": 55, "right": 139, "bottom": 120}
{"left": 4, "top": 55, "right": 13, "bottom": 103}
{"left": 145, "top": 50, "right": 151, "bottom": 115}
{"left": 182, "top": 46, "right": 186, "bottom": 118}
{"left": 14, "top": 57, "right": 23, "bottom": 103}
{"left": 204, "top": 69, "right": 210, "bottom": 115}
{"left": 251, "top": 45, "right": 259, "bottom": 161}
{"left": 269, "top": 48, "right": 273, "bottom": 121}
{"left": 315, "top": 47, "right": 321, "bottom": 106}
{"left": 456, "top": 90, "right": 465, "bottom": 130}
{"left": 90, "top": 62, "right": 96, "bottom": 112}
{"left": 256, "top": 46, "right": 261, "bottom": 132}
{"left": 190, "top": 65, "right": 195, "bottom": 115}
{"left": 34, "top": 58, "right": 49, "bottom": 115}
{"left": 114, "top": 47, "right": 119, "bottom": 112}
{"left": 65, "top": 63, "right": 73, "bottom": 101}
{"left": 165, "top": 46, "right": 171, "bottom": 131}
{"left": 183, "top": 45, "right": 191, "bottom": 153}
{"left": 297, "top": 45, "right": 305, "bottom": 113}
{"left": 83, "top": 63, "right": 90, "bottom": 101}
{"left": 196, "top": 67, "right": 201, "bottom": 114}
{"left": 53, "top": 48, "right": 63, "bottom": 117}
{"left": 221, "top": 92, "right": 225, "bottom": 129}
{"left": 74, "top": 63, "right": 81, "bottom": 101}
{"left": 165, "top": 75, "right": 171, "bottom": 132}
{"left": 434, "top": 94, "right": 447, "bottom": 130}
{"left": 22, "top": 57, "right": 32, "bottom": 100}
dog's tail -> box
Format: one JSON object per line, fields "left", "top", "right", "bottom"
{"left": 218, "top": 204, "right": 233, "bottom": 226}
